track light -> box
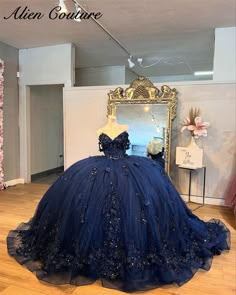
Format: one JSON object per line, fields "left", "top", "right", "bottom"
{"left": 73, "top": 0, "right": 82, "bottom": 22}
{"left": 128, "top": 56, "right": 135, "bottom": 68}
{"left": 137, "top": 58, "right": 143, "bottom": 64}
{"left": 57, "top": 0, "right": 82, "bottom": 22}
{"left": 58, "top": 0, "right": 68, "bottom": 13}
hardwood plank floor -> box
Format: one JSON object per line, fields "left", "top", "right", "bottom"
{"left": 0, "top": 184, "right": 235, "bottom": 295}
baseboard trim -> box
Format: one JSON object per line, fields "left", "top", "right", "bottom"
{"left": 4, "top": 178, "right": 25, "bottom": 188}
{"left": 180, "top": 194, "right": 225, "bottom": 206}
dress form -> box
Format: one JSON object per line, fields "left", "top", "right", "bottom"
{"left": 97, "top": 115, "right": 128, "bottom": 140}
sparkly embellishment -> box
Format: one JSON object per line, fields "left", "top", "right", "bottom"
{"left": 7, "top": 130, "right": 230, "bottom": 292}
{"left": 98, "top": 132, "right": 129, "bottom": 159}
{"left": 144, "top": 200, "right": 150, "bottom": 206}
{"left": 89, "top": 167, "right": 97, "bottom": 181}
{"left": 122, "top": 165, "right": 129, "bottom": 176}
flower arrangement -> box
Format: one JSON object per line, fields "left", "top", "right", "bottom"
{"left": 181, "top": 108, "right": 210, "bottom": 138}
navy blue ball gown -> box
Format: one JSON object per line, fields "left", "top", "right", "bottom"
{"left": 7, "top": 131, "right": 230, "bottom": 292}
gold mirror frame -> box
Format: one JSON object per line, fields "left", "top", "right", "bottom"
{"left": 107, "top": 76, "right": 177, "bottom": 175}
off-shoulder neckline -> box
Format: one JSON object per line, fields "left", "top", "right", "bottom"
{"left": 99, "top": 131, "right": 128, "bottom": 141}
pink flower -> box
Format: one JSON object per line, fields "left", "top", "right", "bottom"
{"left": 181, "top": 118, "right": 191, "bottom": 132}
{"left": 187, "top": 117, "right": 210, "bottom": 138}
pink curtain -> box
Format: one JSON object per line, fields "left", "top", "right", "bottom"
{"left": 0, "top": 59, "right": 4, "bottom": 190}
{"left": 225, "top": 173, "right": 236, "bottom": 216}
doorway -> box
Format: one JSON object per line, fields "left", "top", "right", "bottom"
{"left": 30, "top": 85, "right": 64, "bottom": 185}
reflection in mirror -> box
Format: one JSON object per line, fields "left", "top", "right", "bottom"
{"left": 107, "top": 77, "right": 177, "bottom": 175}
{"left": 116, "top": 104, "right": 168, "bottom": 158}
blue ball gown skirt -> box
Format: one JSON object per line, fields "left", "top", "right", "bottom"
{"left": 7, "top": 132, "right": 230, "bottom": 292}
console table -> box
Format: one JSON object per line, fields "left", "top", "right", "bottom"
{"left": 178, "top": 165, "right": 206, "bottom": 211}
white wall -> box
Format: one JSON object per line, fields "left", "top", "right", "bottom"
{"left": 63, "top": 81, "right": 236, "bottom": 204}
{"left": 125, "top": 68, "right": 138, "bottom": 84}
{"left": 30, "top": 85, "right": 63, "bottom": 175}
{"left": 75, "top": 66, "right": 125, "bottom": 86}
{"left": 213, "top": 27, "right": 236, "bottom": 82}
{"left": 19, "top": 43, "right": 74, "bottom": 182}
{"left": 171, "top": 82, "right": 235, "bottom": 203}
{"left": 19, "top": 44, "right": 75, "bottom": 86}
{"left": 63, "top": 86, "right": 108, "bottom": 168}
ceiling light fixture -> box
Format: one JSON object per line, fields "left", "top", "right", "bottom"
{"left": 68, "top": 2, "right": 192, "bottom": 73}
{"left": 128, "top": 56, "right": 135, "bottom": 68}
{"left": 137, "top": 58, "right": 143, "bottom": 64}
{"left": 70, "top": 2, "right": 135, "bottom": 67}
{"left": 58, "top": 0, "right": 68, "bottom": 13}
{"left": 58, "top": 0, "right": 136, "bottom": 68}
{"left": 194, "top": 71, "right": 214, "bottom": 76}
{"left": 72, "top": 0, "right": 82, "bottom": 22}
{"left": 73, "top": 1, "right": 131, "bottom": 57}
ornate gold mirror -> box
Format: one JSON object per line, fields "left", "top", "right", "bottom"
{"left": 107, "top": 77, "right": 177, "bottom": 175}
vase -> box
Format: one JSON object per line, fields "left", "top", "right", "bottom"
{"left": 176, "top": 136, "right": 203, "bottom": 168}
{"left": 186, "top": 136, "right": 200, "bottom": 149}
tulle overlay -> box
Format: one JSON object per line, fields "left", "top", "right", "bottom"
{"left": 7, "top": 132, "right": 230, "bottom": 292}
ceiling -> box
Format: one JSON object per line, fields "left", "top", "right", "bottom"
{"left": 0, "top": 0, "right": 235, "bottom": 77}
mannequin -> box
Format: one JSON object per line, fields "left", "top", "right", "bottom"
{"left": 147, "top": 137, "right": 165, "bottom": 168}
{"left": 96, "top": 115, "right": 128, "bottom": 140}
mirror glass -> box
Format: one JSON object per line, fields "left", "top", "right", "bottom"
{"left": 116, "top": 104, "right": 168, "bottom": 157}
{"left": 107, "top": 76, "right": 177, "bottom": 175}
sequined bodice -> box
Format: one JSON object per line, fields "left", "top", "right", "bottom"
{"left": 98, "top": 131, "right": 130, "bottom": 159}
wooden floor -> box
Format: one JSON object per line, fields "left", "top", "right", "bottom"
{"left": 0, "top": 184, "right": 235, "bottom": 295}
